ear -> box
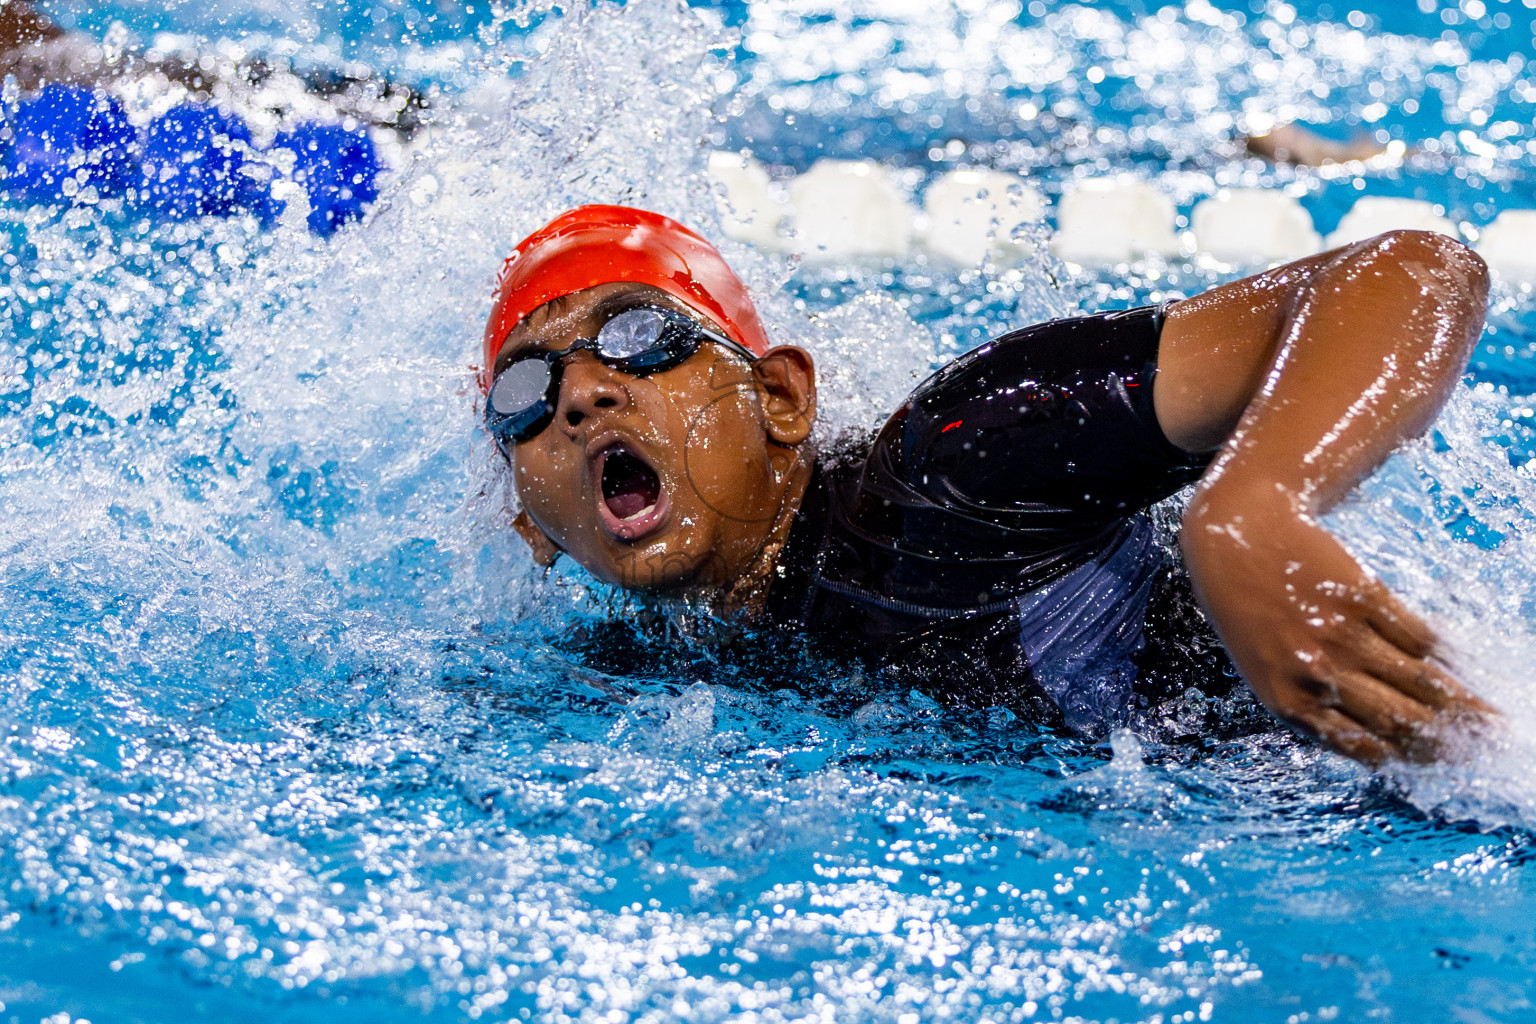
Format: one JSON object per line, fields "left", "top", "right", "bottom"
{"left": 752, "top": 345, "right": 817, "bottom": 446}
{"left": 511, "top": 509, "right": 563, "bottom": 568}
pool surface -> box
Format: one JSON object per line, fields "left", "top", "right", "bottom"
{"left": 3, "top": 1, "right": 1536, "bottom": 1021}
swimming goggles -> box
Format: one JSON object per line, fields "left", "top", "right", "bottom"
{"left": 485, "top": 305, "right": 758, "bottom": 452}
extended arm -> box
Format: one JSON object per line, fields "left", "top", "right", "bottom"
{"left": 1155, "top": 230, "right": 1492, "bottom": 763}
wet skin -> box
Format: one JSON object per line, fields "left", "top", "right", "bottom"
{"left": 497, "top": 282, "right": 816, "bottom": 597}
{"left": 502, "top": 231, "right": 1494, "bottom": 765}
{"left": 1157, "top": 229, "right": 1495, "bottom": 764}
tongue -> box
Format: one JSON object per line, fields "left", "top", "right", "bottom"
{"left": 602, "top": 449, "right": 661, "bottom": 520}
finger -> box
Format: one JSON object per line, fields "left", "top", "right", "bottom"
{"left": 1350, "top": 629, "right": 1495, "bottom": 714}
{"left": 1299, "top": 705, "right": 1398, "bottom": 766}
{"left": 1331, "top": 669, "right": 1443, "bottom": 760}
{"left": 1418, "top": 652, "right": 1500, "bottom": 718}
{"left": 1361, "top": 583, "right": 1437, "bottom": 660}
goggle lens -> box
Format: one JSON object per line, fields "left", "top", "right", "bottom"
{"left": 489, "top": 358, "right": 553, "bottom": 417}
{"left": 596, "top": 308, "right": 669, "bottom": 360}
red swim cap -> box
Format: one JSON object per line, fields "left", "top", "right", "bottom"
{"left": 480, "top": 204, "right": 771, "bottom": 392}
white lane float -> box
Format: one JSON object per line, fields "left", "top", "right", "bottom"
{"left": 707, "top": 150, "right": 786, "bottom": 248}
{"left": 1191, "top": 189, "right": 1321, "bottom": 264}
{"left": 920, "top": 169, "right": 1046, "bottom": 266}
{"left": 707, "top": 154, "right": 1535, "bottom": 277}
{"left": 1051, "top": 178, "right": 1180, "bottom": 265}
{"left": 1325, "top": 196, "right": 1459, "bottom": 248}
{"left": 1476, "top": 210, "right": 1536, "bottom": 284}
{"left": 786, "top": 159, "right": 917, "bottom": 261}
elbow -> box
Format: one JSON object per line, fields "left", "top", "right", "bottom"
{"left": 1334, "top": 228, "right": 1489, "bottom": 377}
{"left": 1359, "top": 228, "right": 1490, "bottom": 304}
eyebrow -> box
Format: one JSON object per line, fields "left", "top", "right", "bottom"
{"left": 590, "top": 290, "right": 665, "bottom": 322}
{"left": 493, "top": 294, "right": 572, "bottom": 375}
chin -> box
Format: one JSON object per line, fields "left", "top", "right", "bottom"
{"left": 602, "top": 537, "right": 722, "bottom": 593}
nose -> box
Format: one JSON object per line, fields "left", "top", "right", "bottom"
{"left": 556, "top": 351, "right": 629, "bottom": 435}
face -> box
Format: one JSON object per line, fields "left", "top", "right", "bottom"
{"left": 494, "top": 282, "right": 816, "bottom": 593}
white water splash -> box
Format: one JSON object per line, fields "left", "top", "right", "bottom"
{"left": 1326, "top": 385, "right": 1536, "bottom": 827}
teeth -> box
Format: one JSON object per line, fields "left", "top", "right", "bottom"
{"left": 623, "top": 504, "right": 657, "bottom": 522}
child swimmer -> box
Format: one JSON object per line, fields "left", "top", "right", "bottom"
{"left": 483, "top": 204, "right": 1494, "bottom": 767}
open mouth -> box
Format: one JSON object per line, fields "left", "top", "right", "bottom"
{"left": 595, "top": 444, "right": 668, "bottom": 541}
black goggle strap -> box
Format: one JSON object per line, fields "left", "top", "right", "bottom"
{"left": 685, "top": 320, "right": 758, "bottom": 365}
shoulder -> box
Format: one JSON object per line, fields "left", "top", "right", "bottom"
{"left": 862, "top": 304, "right": 1204, "bottom": 513}
{"left": 899, "top": 305, "right": 1165, "bottom": 446}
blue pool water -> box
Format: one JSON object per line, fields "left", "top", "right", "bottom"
{"left": 4, "top": 1, "right": 1536, "bottom": 1021}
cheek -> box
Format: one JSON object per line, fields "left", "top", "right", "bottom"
{"left": 679, "top": 393, "right": 777, "bottom": 524}
{"left": 512, "top": 450, "right": 586, "bottom": 538}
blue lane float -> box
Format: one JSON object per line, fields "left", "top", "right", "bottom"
{"left": 0, "top": 85, "right": 380, "bottom": 237}
{"left": 270, "top": 122, "right": 381, "bottom": 236}
{"left": 140, "top": 103, "right": 273, "bottom": 221}
{"left": 2, "top": 84, "right": 136, "bottom": 203}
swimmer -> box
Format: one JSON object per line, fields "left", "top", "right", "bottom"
{"left": 482, "top": 205, "right": 1495, "bottom": 766}
{"left": 0, "top": 0, "right": 409, "bottom": 232}
{"left": 0, "top": 0, "right": 1387, "bottom": 178}
{"left": 0, "top": 0, "right": 422, "bottom": 135}
{"left": 1244, "top": 121, "right": 1395, "bottom": 167}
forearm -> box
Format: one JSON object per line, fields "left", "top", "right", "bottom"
{"left": 1181, "top": 230, "right": 1488, "bottom": 521}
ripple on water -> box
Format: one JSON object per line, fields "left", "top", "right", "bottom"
{"left": 2, "top": 1, "right": 1536, "bottom": 1022}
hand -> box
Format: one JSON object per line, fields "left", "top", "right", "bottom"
{"left": 1180, "top": 483, "right": 1495, "bottom": 764}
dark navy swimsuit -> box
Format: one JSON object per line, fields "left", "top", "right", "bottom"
{"left": 765, "top": 305, "right": 1226, "bottom": 733}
